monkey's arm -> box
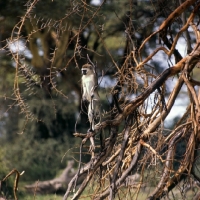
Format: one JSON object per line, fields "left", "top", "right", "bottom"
{"left": 82, "top": 81, "right": 88, "bottom": 101}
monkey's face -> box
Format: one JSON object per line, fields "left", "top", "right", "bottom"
{"left": 81, "top": 65, "right": 92, "bottom": 75}
{"left": 81, "top": 68, "right": 88, "bottom": 75}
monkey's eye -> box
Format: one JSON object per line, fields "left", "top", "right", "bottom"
{"left": 82, "top": 69, "right": 87, "bottom": 75}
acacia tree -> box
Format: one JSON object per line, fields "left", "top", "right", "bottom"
{"left": 1, "top": 0, "right": 200, "bottom": 199}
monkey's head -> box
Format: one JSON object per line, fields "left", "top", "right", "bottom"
{"left": 81, "top": 64, "right": 93, "bottom": 75}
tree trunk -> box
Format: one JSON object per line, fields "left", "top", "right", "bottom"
{"left": 25, "top": 160, "right": 83, "bottom": 194}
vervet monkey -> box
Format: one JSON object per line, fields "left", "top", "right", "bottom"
{"left": 81, "top": 64, "right": 99, "bottom": 102}
{"left": 81, "top": 63, "right": 100, "bottom": 131}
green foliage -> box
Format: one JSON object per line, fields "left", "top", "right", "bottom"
{"left": 2, "top": 135, "right": 74, "bottom": 182}
{"left": 0, "top": 149, "right": 14, "bottom": 199}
